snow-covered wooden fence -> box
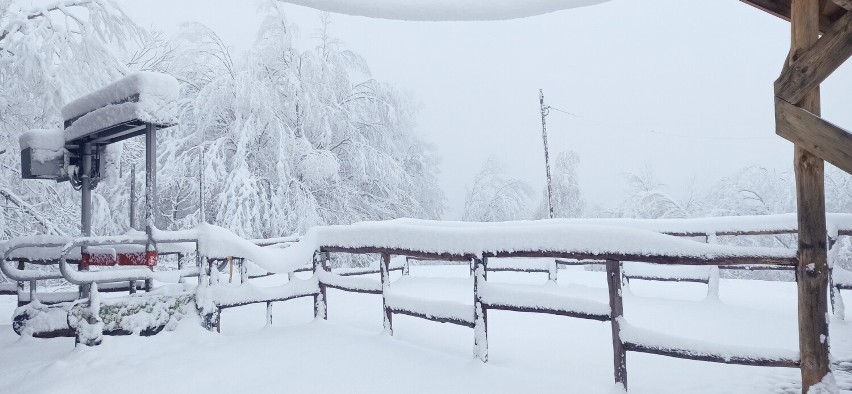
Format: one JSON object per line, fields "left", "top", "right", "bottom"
{"left": 6, "top": 214, "right": 852, "bottom": 391}
{"left": 308, "top": 238, "right": 798, "bottom": 390}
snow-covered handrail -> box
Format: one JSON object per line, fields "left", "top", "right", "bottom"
{"left": 1, "top": 237, "right": 73, "bottom": 281}
{"left": 386, "top": 213, "right": 852, "bottom": 238}
{"left": 295, "top": 222, "right": 797, "bottom": 267}
{"left": 57, "top": 235, "right": 198, "bottom": 285}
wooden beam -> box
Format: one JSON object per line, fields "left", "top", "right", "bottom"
{"left": 775, "top": 97, "right": 852, "bottom": 175}
{"left": 835, "top": 0, "right": 852, "bottom": 11}
{"left": 623, "top": 342, "right": 800, "bottom": 368}
{"left": 789, "top": 0, "right": 831, "bottom": 391}
{"left": 776, "top": 10, "right": 852, "bottom": 105}
{"left": 740, "top": 0, "right": 835, "bottom": 32}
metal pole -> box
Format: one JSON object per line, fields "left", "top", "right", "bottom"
{"left": 145, "top": 124, "right": 157, "bottom": 288}
{"left": 81, "top": 143, "right": 93, "bottom": 236}
{"left": 199, "top": 147, "right": 205, "bottom": 224}
{"left": 129, "top": 165, "right": 136, "bottom": 230}
{"left": 539, "top": 89, "right": 555, "bottom": 219}
{"left": 80, "top": 142, "right": 93, "bottom": 298}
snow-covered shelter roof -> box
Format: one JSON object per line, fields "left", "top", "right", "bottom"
{"left": 61, "top": 72, "right": 179, "bottom": 145}
{"left": 277, "top": 0, "right": 609, "bottom": 21}
{"left": 742, "top": 0, "right": 849, "bottom": 33}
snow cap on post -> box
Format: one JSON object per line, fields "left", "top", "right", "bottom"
{"left": 277, "top": 0, "right": 610, "bottom": 21}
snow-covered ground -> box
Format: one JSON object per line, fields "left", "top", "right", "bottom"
{"left": 1, "top": 264, "right": 851, "bottom": 393}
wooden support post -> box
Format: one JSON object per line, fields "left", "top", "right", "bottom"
{"left": 129, "top": 280, "right": 136, "bottom": 295}
{"left": 266, "top": 301, "right": 273, "bottom": 326}
{"left": 606, "top": 259, "right": 627, "bottom": 390}
{"left": 403, "top": 256, "right": 411, "bottom": 276}
{"left": 215, "top": 307, "right": 221, "bottom": 334}
{"left": 381, "top": 252, "right": 393, "bottom": 334}
{"left": 198, "top": 255, "right": 215, "bottom": 331}
{"left": 473, "top": 257, "right": 489, "bottom": 362}
{"left": 240, "top": 258, "right": 248, "bottom": 284}
{"left": 789, "top": 1, "right": 831, "bottom": 390}
{"left": 548, "top": 258, "right": 558, "bottom": 283}
{"left": 177, "top": 253, "right": 185, "bottom": 284}
{"left": 313, "top": 252, "right": 328, "bottom": 320}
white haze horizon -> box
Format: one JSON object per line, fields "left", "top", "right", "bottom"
{"left": 116, "top": 0, "right": 852, "bottom": 220}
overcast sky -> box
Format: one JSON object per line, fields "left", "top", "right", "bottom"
{"left": 116, "top": 0, "right": 852, "bottom": 219}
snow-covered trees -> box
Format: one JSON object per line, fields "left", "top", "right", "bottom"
{"left": 462, "top": 157, "right": 533, "bottom": 222}
{"left": 615, "top": 165, "right": 697, "bottom": 219}
{"left": 0, "top": 3, "right": 443, "bottom": 240}
{"left": 0, "top": 0, "right": 143, "bottom": 238}
{"left": 535, "top": 151, "right": 584, "bottom": 218}
{"left": 156, "top": 10, "right": 444, "bottom": 237}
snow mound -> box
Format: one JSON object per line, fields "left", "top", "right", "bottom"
{"left": 279, "top": 0, "right": 609, "bottom": 21}
{"left": 61, "top": 71, "right": 180, "bottom": 122}
{"left": 18, "top": 129, "right": 64, "bottom": 151}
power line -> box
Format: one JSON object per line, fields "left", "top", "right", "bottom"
{"left": 542, "top": 103, "right": 775, "bottom": 142}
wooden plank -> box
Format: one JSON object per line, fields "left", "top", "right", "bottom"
{"left": 484, "top": 303, "right": 610, "bottom": 321}
{"left": 606, "top": 260, "right": 627, "bottom": 390}
{"left": 322, "top": 246, "right": 474, "bottom": 262}
{"left": 623, "top": 341, "right": 800, "bottom": 368}
{"left": 486, "top": 250, "right": 796, "bottom": 267}
{"left": 381, "top": 252, "right": 393, "bottom": 334}
{"left": 776, "top": 97, "right": 852, "bottom": 175}
{"left": 335, "top": 266, "right": 403, "bottom": 277}
{"left": 323, "top": 283, "right": 382, "bottom": 295}
{"left": 623, "top": 275, "right": 710, "bottom": 284}
{"left": 790, "top": 0, "right": 832, "bottom": 391}
{"left": 388, "top": 307, "right": 475, "bottom": 328}
{"left": 216, "top": 293, "right": 316, "bottom": 309}
{"left": 775, "top": 10, "right": 852, "bottom": 105}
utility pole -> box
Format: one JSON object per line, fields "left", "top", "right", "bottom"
{"left": 539, "top": 89, "right": 555, "bottom": 219}
{"left": 199, "top": 146, "right": 205, "bottom": 224}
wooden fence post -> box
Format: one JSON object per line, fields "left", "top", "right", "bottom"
{"left": 215, "top": 307, "right": 221, "bottom": 333}
{"left": 198, "top": 255, "right": 216, "bottom": 331}
{"left": 177, "top": 252, "right": 184, "bottom": 284}
{"left": 473, "top": 257, "right": 489, "bottom": 362}
{"left": 240, "top": 258, "right": 248, "bottom": 284}
{"left": 606, "top": 259, "right": 627, "bottom": 390}
{"left": 266, "top": 301, "right": 273, "bottom": 326}
{"left": 313, "top": 252, "right": 328, "bottom": 320}
{"left": 381, "top": 252, "right": 393, "bottom": 334}
{"left": 548, "top": 258, "right": 558, "bottom": 283}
